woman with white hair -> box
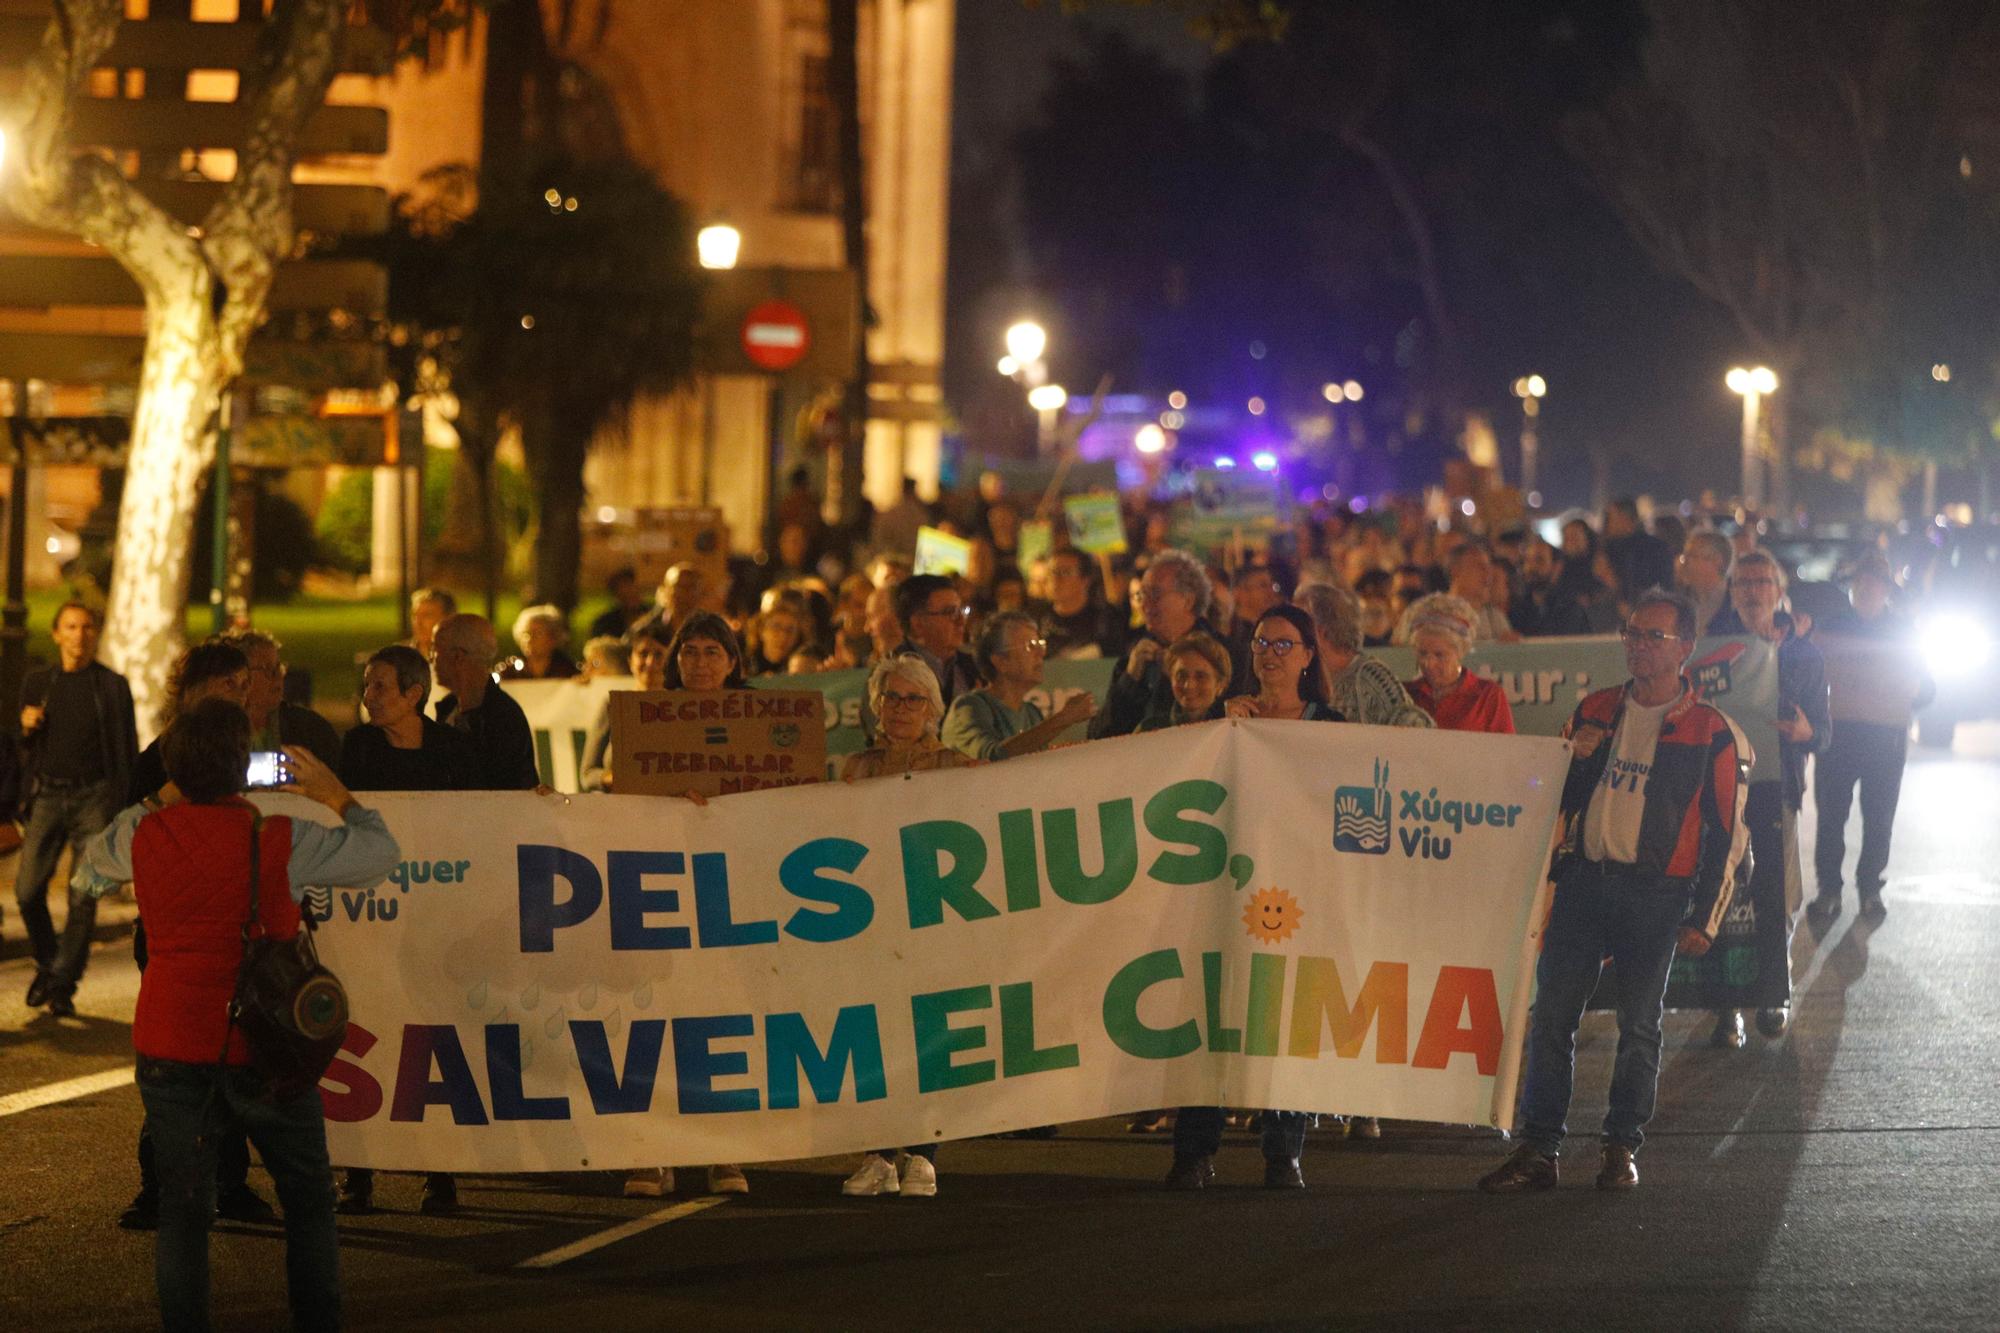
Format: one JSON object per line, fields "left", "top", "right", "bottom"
{"left": 842, "top": 653, "right": 974, "bottom": 782}
{"left": 839, "top": 653, "right": 970, "bottom": 1197}
{"left": 500, "top": 604, "right": 578, "bottom": 679}
{"left": 1294, "top": 583, "right": 1433, "bottom": 730}
{"left": 1401, "top": 593, "right": 1515, "bottom": 734}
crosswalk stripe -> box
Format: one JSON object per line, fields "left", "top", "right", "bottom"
{"left": 0, "top": 1065, "right": 134, "bottom": 1118}
{"left": 514, "top": 1196, "right": 729, "bottom": 1269}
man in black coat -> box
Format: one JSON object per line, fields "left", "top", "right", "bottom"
{"left": 430, "top": 613, "right": 540, "bottom": 791}
{"left": 17, "top": 602, "right": 136, "bottom": 1017}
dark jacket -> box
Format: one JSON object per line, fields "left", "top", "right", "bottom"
{"left": 22, "top": 660, "right": 138, "bottom": 809}
{"left": 434, "top": 685, "right": 541, "bottom": 790}
{"left": 1089, "top": 615, "right": 1248, "bottom": 739}
{"left": 338, "top": 718, "right": 487, "bottom": 792}
{"left": 1555, "top": 680, "right": 1752, "bottom": 939}
{"left": 276, "top": 702, "right": 342, "bottom": 770}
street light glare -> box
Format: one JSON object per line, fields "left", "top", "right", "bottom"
{"left": 1728, "top": 366, "right": 1778, "bottom": 395}
{"left": 1750, "top": 367, "right": 1777, "bottom": 394}
{"left": 1526, "top": 374, "right": 1547, "bottom": 398}
{"left": 1006, "top": 320, "right": 1048, "bottom": 364}
{"left": 697, "top": 223, "right": 741, "bottom": 270}
{"left": 1167, "top": 390, "right": 1188, "bottom": 410}
{"left": 1135, "top": 423, "right": 1167, "bottom": 454}
{"left": 997, "top": 355, "right": 1019, "bottom": 377}
{"left": 1322, "top": 382, "right": 1345, "bottom": 403}
{"left": 1247, "top": 396, "right": 1267, "bottom": 416}
{"left": 1027, "top": 384, "right": 1068, "bottom": 412}
{"left": 1726, "top": 367, "right": 1750, "bottom": 394}
{"left": 1342, "top": 380, "right": 1364, "bottom": 400}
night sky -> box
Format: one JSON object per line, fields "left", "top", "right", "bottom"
{"left": 947, "top": 3, "right": 1760, "bottom": 512}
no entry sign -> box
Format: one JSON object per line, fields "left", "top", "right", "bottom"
{"left": 740, "top": 299, "right": 811, "bottom": 372}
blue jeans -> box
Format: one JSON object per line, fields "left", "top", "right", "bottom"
{"left": 1518, "top": 864, "right": 1690, "bottom": 1157}
{"left": 14, "top": 778, "right": 119, "bottom": 994}
{"left": 136, "top": 1058, "right": 340, "bottom": 1333}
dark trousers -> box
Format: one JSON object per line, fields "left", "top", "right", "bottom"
{"left": 1813, "top": 720, "right": 1908, "bottom": 897}
{"left": 130, "top": 921, "right": 252, "bottom": 1203}
{"left": 1518, "top": 864, "right": 1690, "bottom": 1156}
{"left": 14, "top": 779, "right": 119, "bottom": 995}
{"left": 1172, "top": 1107, "right": 1308, "bottom": 1163}
{"left": 136, "top": 1058, "right": 340, "bottom": 1333}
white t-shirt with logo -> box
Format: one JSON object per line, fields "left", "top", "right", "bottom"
{"left": 1583, "top": 696, "right": 1673, "bottom": 865}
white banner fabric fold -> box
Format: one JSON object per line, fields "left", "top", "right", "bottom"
{"left": 295, "top": 719, "right": 1569, "bottom": 1172}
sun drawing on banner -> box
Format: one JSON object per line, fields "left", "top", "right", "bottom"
{"left": 1243, "top": 887, "right": 1303, "bottom": 945}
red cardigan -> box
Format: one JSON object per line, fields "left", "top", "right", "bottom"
{"left": 1407, "top": 671, "right": 1516, "bottom": 734}
{"left": 132, "top": 801, "right": 297, "bottom": 1065}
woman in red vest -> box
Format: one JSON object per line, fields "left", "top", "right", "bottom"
{"left": 73, "top": 698, "right": 399, "bottom": 1332}
{"left": 1403, "top": 594, "right": 1517, "bottom": 735}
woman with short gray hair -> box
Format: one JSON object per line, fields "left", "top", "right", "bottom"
{"left": 1295, "top": 583, "right": 1433, "bottom": 730}
{"left": 841, "top": 654, "right": 970, "bottom": 781}
{"left": 941, "top": 612, "right": 1096, "bottom": 761}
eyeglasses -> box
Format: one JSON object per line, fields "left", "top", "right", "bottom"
{"left": 1618, "top": 625, "right": 1682, "bottom": 645}
{"left": 1252, "top": 637, "right": 1302, "bottom": 655}
{"left": 912, "top": 605, "right": 971, "bottom": 620}
{"left": 879, "top": 690, "right": 931, "bottom": 709}
{"left": 1012, "top": 638, "right": 1048, "bottom": 654}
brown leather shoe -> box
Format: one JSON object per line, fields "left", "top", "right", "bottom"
{"left": 1597, "top": 1144, "right": 1638, "bottom": 1191}
{"left": 1477, "top": 1143, "right": 1559, "bottom": 1194}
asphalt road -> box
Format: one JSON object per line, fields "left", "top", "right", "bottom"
{"left": 4, "top": 733, "right": 1996, "bottom": 1332}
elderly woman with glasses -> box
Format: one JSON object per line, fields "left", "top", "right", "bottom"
{"left": 941, "top": 611, "right": 1096, "bottom": 762}
{"left": 1221, "top": 604, "right": 1342, "bottom": 723}
{"left": 838, "top": 653, "right": 971, "bottom": 1197}
{"left": 1401, "top": 594, "right": 1515, "bottom": 735}
{"left": 842, "top": 653, "right": 973, "bottom": 782}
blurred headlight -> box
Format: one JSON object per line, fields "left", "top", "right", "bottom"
{"left": 1921, "top": 612, "right": 1994, "bottom": 679}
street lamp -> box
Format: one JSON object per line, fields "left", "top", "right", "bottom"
{"left": 1005, "top": 320, "right": 1048, "bottom": 366}
{"left": 1027, "top": 383, "right": 1067, "bottom": 453}
{"left": 696, "top": 222, "right": 741, "bottom": 270}
{"left": 1726, "top": 366, "right": 1778, "bottom": 509}
{"left": 1512, "top": 374, "right": 1546, "bottom": 495}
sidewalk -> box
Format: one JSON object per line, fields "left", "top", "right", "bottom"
{"left": 0, "top": 853, "right": 140, "bottom": 964}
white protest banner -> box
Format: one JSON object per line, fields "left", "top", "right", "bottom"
{"left": 503, "top": 677, "right": 621, "bottom": 791}
{"left": 297, "top": 719, "right": 1567, "bottom": 1172}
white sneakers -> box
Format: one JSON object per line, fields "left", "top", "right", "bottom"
{"left": 624, "top": 1167, "right": 671, "bottom": 1198}
{"left": 842, "top": 1155, "right": 900, "bottom": 1196}
{"left": 840, "top": 1153, "right": 938, "bottom": 1197}
{"left": 707, "top": 1164, "right": 750, "bottom": 1195}
{"left": 898, "top": 1153, "right": 937, "bottom": 1198}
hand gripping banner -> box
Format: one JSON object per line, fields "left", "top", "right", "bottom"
{"left": 291, "top": 719, "right": 1569, "bottom": 1172}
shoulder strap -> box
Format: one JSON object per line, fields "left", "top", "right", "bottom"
{"left": 243, "top": 809, "right": 264, "bottom": 941}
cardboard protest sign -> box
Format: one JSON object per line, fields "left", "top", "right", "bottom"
{"left": 608, "top": 688, "right": 825, "bottom": 797}
{"left": 914, "top": 525, "right": 972, "bottom": 576}
{"left": 1063, "top": 492, "right": 1127, "bottom": 554}
{"left": 1016, "top": 519, "right": 1054, "bottom": 572}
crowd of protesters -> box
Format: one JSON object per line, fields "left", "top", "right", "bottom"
{"left": 3, "top": 476, "right": 1942, "bottom": 1328}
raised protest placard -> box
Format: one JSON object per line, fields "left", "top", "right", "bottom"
{"left": 914, "top": 525, "right": 972, "bottom": 576}
{"left": 295, "top": 719, "right": 1569, "bottom": 1171}
{"left": 1062, "top": 492, "right": 1127, "bottom": 554}
{"left": 608, "top": 688, "right": 825, "bottom": 797}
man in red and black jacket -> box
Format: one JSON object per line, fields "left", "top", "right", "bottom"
{"left": 1480, "top": 588, "right": 1751, "bottom": 1196}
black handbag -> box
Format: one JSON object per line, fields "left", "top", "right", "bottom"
{"left": 228, "top": 812, "right": 350, "bottom": 1100}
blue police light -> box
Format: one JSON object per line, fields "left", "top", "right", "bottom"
{"left": 1251, "top": 450, "right": 1278, "bottom": 472}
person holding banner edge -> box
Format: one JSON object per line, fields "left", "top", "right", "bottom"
{"left": 620, "top": 610, "right": 755, "bottom": 1199}
{"left": 841, "top": 653, "right": 969, "bottom": 1196}
{"left": 1480, "top": 588, "right": 1750, "bottom": 1195}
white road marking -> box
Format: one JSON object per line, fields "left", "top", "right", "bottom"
{"left": 0, "top": 1065, "right": 134, "bottom": 1118}
{"left": 514, "top": 1196, "right": 729, "bottom": 1269}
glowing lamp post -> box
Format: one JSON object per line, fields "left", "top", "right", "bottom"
{"left": 696, "top": 222, "right": 741, "bottom": 271}
{"left": 1512, "top": 374, "right": 1546, "bottom": 495}
{"left": 1726, "top": 366, "right": 1778, "bottom": 509}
